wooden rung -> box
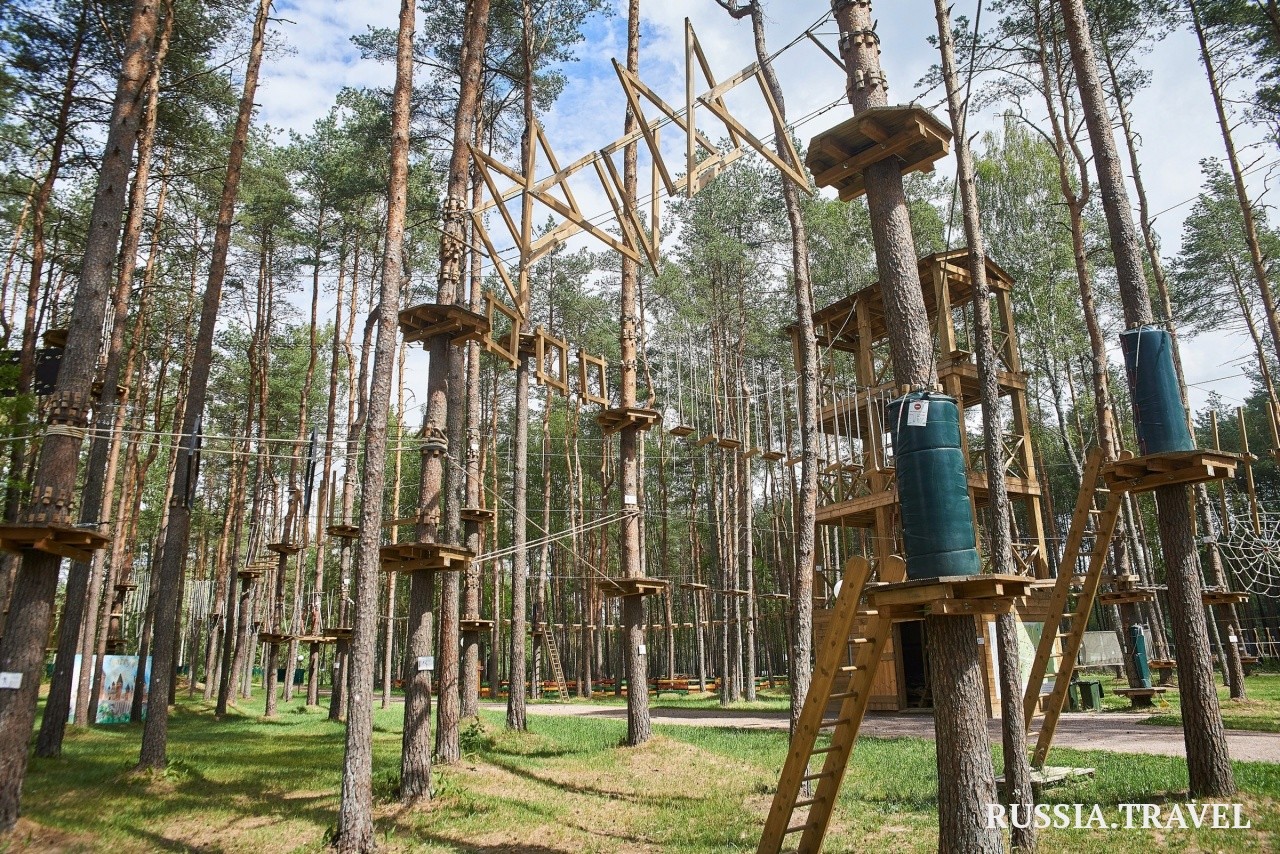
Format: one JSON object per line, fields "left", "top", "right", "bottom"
{"left": 811, "top": 745, "right": 836, "bottom": 755}
{"left": 829, "top": 690, "right": 858, "bottom": 700}
{"left": 818, "top": 717, "right": 850, "bottom": 729}
{"left": 785, "top": 823, "right": 812, "bottom": 835}
{"left": 838, "top": 665, "right": 865, "bottom": 673}
{"left": 794, "top": 798, "right": 822, "bottom": 809}
{"left": 801, "top": 772, "right": 832, "bottom": 782}
{"left": 846, "top": 638, "right": 870, "bottom": 645}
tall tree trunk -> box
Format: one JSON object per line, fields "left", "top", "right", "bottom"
{"left": 139, "top": 0, "right": 272, "bottom": 769}
{"left": 833, "top": 2, "right": 1001, "bottom": 850}
{"left": 1061, "top": 0, "right": 1235, "bottom": 798}
{"left": 934, "top": 2, "right": 1036, "bottom": 847}
{"left": 0, "top": 0, "right": 161, "bottom": 828}
{"left": 334, "top": 0, "right": 414, "bottom": 848}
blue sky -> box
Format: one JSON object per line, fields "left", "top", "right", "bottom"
{"left": 255, "top": 0, "right": 1271, "bottom": 416}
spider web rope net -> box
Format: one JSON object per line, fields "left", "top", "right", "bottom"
{"left": 1217, "top": 509, "right": 1280, "bottom": 599}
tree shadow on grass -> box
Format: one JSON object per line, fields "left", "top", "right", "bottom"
{"left": 481, "top": 752, "right": 699, "bottom": 808}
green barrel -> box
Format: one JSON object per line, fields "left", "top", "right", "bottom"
{"left": 1120, "top": 326, "right": 1193, "bottom": 455}
{"left": 887, "top": 391, "right": 981, "bottom": 580}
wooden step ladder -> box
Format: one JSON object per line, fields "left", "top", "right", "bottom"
{"left": 1021, "top": 446, "right": 1122, "bottom": 767}
{"left": 541, "top": 624, "right": 569, "bottom": 701}
{"left": 758, "top": 556, "right": 890, "bottom": 853}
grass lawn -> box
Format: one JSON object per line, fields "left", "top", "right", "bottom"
{"left": 10, "top": 690, "right": 1280, "bottom": 852}
{"left": 552, "top": 685, "right": 791, "bottom": 713}
{"left": 1092, "top": 672, "right": 1280, "bottom": 733}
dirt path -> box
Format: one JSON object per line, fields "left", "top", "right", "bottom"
{"left": 481, "top": 702, "right": 1280, "bottom": 764}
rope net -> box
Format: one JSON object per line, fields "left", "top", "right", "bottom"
{"left": 1217, "top": 510, "right": 1280, "bottom": 598}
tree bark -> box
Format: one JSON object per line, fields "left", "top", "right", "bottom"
{"left": 333, "top": 0, "right": 414, "bottom": 847}
{"left": 1060, "top": 0, "right": 1235, "bottom": 797}
{"left": 933, "top": 2, "right": 1037, "bottom": 847}
{"left": 138, "top": 0, "right": 272, "bottom": 769}
{"left": 0, "top": 0, "right": 161, "bottom": 829}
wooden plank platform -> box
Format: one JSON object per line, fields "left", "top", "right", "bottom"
{"left": 461, "top": 507, "right": 496, "bottom": 525}
{"left": 237, "top": 570, "right": 266, "bottom": 580}
{"left": 296, "top": 634, "right": 333, "bottom": 644}
{"left": 324, "top": 626, "right": 353, "bottom": 640}
{"left": 597, "top": 576, "right": 668, "bottom": 598}
{"left": 398, "top": 302, "right": 490, "bottom": 346}
{"left": 380, "top": 542, "right": 474, "bottom": 573}
{"left": 678, "top": 582, "right": 709, "bottom": 591}
{"left": 0, "top": 523, "right": 111, "bottom": 563}
{"left": 460, "top": 619, "right": 494, "bottom": 633}
{"left": 693, "top": 434, "right": 718, "bottom": 447}
{"left": 326, "top": 523, "right": 360, "bottom": 539}
{"left": 1202, "top": 589, "right": 1250, "bottom": 606}
{"left": 866, "top": 573, "right": 1034, "bottom": 618}
{"left": 668, "top": 424, "right": 695, "bottom": 437}
{"left": 1102, "top": 449, "right": 1239, "bottom": 494}
{"left": 1097, "top": 589, "right": 1156, "bottom": 605}
{"left": 1113, "top": 686, "right": 1168, "bottom": 708}
{"left": 266, "top": 542, "right": 302, "bottom": 555}
{"left": 257, "top": 631, "right": 295, "bottom": 643}
{"left": 716, "top": 437, "right": 742, "bottom": 450}
{"left": 596, "top": 406, "right": 661, "bottom": 436}
{"left": 761, "top": 450, "right": 785, "bottom": 461}
{"left": 807, "top": 105, "right": 952, "bottom": 201}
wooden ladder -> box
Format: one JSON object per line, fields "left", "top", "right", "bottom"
{"left": 1021, "top": 446, "right": 1123, "bottom": 767}
{"left": 542, "top": 624, "right": 569, "bottom": 701}
{"left": 758, "top": 556, "right": 890, "bottom": 854}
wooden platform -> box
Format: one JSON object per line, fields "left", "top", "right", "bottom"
{"left": 460, "top": 619, "right": 494, "bottom": 633}
{"left": 865, "top": 573, "right": 1034, "bottom": 618}
{"left": 1102, "top": 449, "right": 1239, "bottom": 493}
{"left": 237, "top": 569, "right": 266, "bottom": 580}
{"left": 760, "top": 450, "right": 785, "bottom": 461}
{"left": 716, "top": 437, "right": 742, "bottom": 450}
{"left": 693, "top": 434, "right": 718, "bottom": 448}
{"left": 597, "top": 576, "right": 668, "bottom": 598}
{"left": 1097, "top": 588, "right": 1156, "bottom": 606}
{"left": 0, "top": 523, "right": 110, "bottom": 562}
{"left": 596, "top": 406, "right": 661, "bottom": 436}
{"left": 324, "top": 626, "right": 353, "bottom": 640}
{"left": 266, "top": 542, "right": 302, "bottom": 555}
{"left": 257, "top": 631, "right": 295, "bottom": 643}
{"left": 1202, "top": 589, "right": 1250, "bottom": 606}
{"left": 668, "top": 424, "right": 694, "bottom": 437}
{"left": 326, "top": 523, "right": 360, "bottom": 540}
{"left": 296, "top": 634, "right": 333, "bottom": 644}
{"left": 1113, "top": 686, "right": 1168, "bottom": 708}
{"left": 461, "top": 507, "right": 496, "bottom": 525}
{"left": 678, "top": 582, "right": 709, "bottom": 591}
{"left": 380, "top": 542, "right": 474, "bottom": 573}
{"left": 398, "top": 302, "right": 490, "bottom": 346}
{"left": 806, "top": 105, "right": 952, "bottom": 201}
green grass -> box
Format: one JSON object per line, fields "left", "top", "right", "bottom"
{"left": 13, "top": 690, "right": 1280, "bottom": 852}
{"left": 546, "top": 685, "right": 791, "bottom": 713}
{"left": 1091, "top": 672, "right": 1280, "bottom": 733}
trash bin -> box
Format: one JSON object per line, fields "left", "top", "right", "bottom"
{"left": 1068, "top": 679, "right": 1103, "bottom": 711}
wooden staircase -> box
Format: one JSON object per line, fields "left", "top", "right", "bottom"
{"left": 1021, "top": 446, "right": 1122, "bottom": 767}
{"left": 758, "top": 556, "right": 890, "bottom": 853}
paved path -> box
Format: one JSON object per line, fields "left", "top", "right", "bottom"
{"left": 481, "top": 702, "right": 1280, "bottom": 764}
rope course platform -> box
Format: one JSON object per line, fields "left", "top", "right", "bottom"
{"left": 266, "top": 541, "right": 302, "bottom": 555}
{"left": 597, "top": 576, "right": 668, "bottom": 598}
{"left": 461, "top": 507, "right": 496, "bottom": 525}
{"left": 323, "top": 626, "right": 352, "bottom": 640}
{"left": 1101, "top": 449, "right": 1239, "bottom": 493}
{"left": 0, "top": 523, "right": 110, "bottom": 562}
{"left": 865, "top": 573, "right": 1034, "bottom": 618}
{"left": 805, "top": 105, "right": 952, "bottom": 201}
{"left": 398, "top": 302, "right": 490, "bottom": 346}
{"left": 1202, "top": 589, "right": 1250, "bottom": 606}
{"left": 325, "top": 523, "right": 359, "bottom": 540}
{"left": 677, "top": 582, "right": 709, "bottom": 591}
{"left": 460, "top": 619, "right": 494, "bottom": 633}
{"left": 379, "top": 542, "right": 474, "bottom": 573}
{"left": 668, "top": 424, "right": 695, "bottom": 437}
{"left": 596, "top": 406, "right": 661, "bottom": 435}
{"left": 257, "top": 631, "right": 295, "bottom": 643}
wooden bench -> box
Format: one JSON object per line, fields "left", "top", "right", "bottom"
{"left": 1113, "top": 686, "right": 1168, "bottom": 709}
{"left": 653, "top": 678, "right": 691, "bottom": 695}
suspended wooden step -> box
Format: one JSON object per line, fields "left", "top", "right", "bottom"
{"left": 460, "top": 618, "right": 494, "bottom": 633}
{"left": 114, "top": 581, "right": 138, "bottom": 594}
{"left": 596, "top": 406, "right": 661, "bottom": 435}
{"left": 398, "top": 302, "right": 490, "bottom": 346}
{"left": 326, "top": 523, "right": 360, "bottom": 540}
{"left": 693, "top": 434, "right": 718, "bottom": 447}
{"left": 760, "top": 592, "right": 789, "bottom": 601}
{"left": 806, "top": 105, "right": 952, "bottom": 201}
{"left": 324, "top": 626, "right": 353, "bottom": 640}
{"left": 761, "top": 450, "right": 785, "bottom": 462}
{"left": 238, "top": 567, "right": 267, "bottom": 581}
{"left": 717, "top": 437, "right": 742, "bottom": 450}
{"left": 1102, "top": 449, "right": 1239, "bottom": 493}
{"left": 0, "top": 523, "right": 110, "bottom": 563}
{"left": 257, "top": 631, "right": 294, "bottom": 644}
{"left": 533, "top": 326, "right": 570, "bottom": 396}
{"left": 597, "top": 576, "right": 668, "bottom": 598}
{"left": 668, "top": 424, "right": 695, "bottom": 437}
{"left": 743, "top": 447, "right": 762, "bottom": 459}
{"left": 678, "top": 582, "right": 708, "bottom": 591}
{"left": 1202, "top": 589, "right": 1250, "bottom": 606}
{"left": 266, "top": 541, "right": 302, "bottom": 555}
{"left": 461, "top": 506, "right": 496, "bottom": 525}
{"left": 1022, "top": 447, "right": 1123, "bottom": 769}
{"left": 295, "top": 634, "right": 333, "bottom": 644}
{"left": 722, "top": 588, "right": 751, "bottom": 597}
{"left": 380, "top": 542, "right": 474, "bottom": 573}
